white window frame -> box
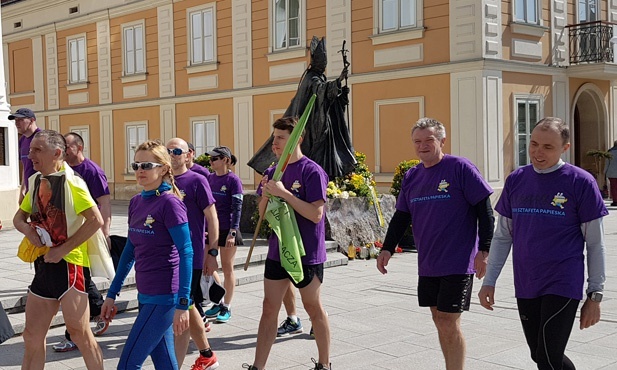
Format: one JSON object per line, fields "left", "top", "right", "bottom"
{"left": 125, "top": 122, "right": 148, "bottom": 174}
{"left": 67, "top": 34, "right": 87, "bottom": 84}
{"left": 513, "top": 0, "right": 541, "bottom": 25}
{"left": 191, "top": 116, "right": 219, "bottom": 157}
{"left": 68, "top": 125, "right": 90, "bottom": 159}
{"left": 513, "top": 95, "right": 543, "bottom": 168}
{"left": 377, "top": 0, "right": 423, "bottom": 33}
{"left": 187, "top": 2, "right": 217, "bottom": 66}
{"left": 122, "top": 20, "right": 146, "bottom": 76}
{"left": 577, "top": 0, "right": 599, "bottom": 23}
{"left": 271, "top": 0, "right": 305, "bottom": 52}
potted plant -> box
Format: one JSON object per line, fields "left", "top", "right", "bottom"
{"left": 390, "top": 159, "right": 420, "bottom": 250}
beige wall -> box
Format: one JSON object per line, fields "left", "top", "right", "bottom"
{"left": 7, "top": 38, "right": 33, "bottom": 94}
{"left": 58, "top": 112, "right": 102, "bottom": 165}
{"left": 352, "top": 0, "right": 450, "bottom": 74}
{"left": 352, "top": 74, "right": 450, "bottom": 177}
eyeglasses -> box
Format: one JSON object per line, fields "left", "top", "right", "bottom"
{"left": 167, "top": 148, "right": 188, "bottom": 156}
{"left": 131, "top": 162, "right": 163, "bottom": 171}
{"left": 210, "top": 156, "right": 223, "bottom": 162}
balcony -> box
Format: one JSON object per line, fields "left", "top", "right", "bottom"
{"left": 565, "top": 21, "right": 617, "bottom": 79}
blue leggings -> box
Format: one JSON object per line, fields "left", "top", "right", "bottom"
{"left": 117, "top": 303, "right": 178, "bottom": 370}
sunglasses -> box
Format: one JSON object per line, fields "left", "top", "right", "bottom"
{"left": 167, "top": 148, "right": 188, "bottom": 156}
{"left": 210, "top": 156, "right": 223, "bottom": 162}
{"left": 131, "top": 162, "right": 163, "bottom": 171}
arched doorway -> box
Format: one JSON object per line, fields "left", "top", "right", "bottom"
{"left": 571, "top": 83, "right": 607, "bottom": 188}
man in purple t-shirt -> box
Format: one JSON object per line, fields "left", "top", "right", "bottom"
{"left": 245, "top": 117, "right": 331, "bottom": 370}
{"left": 479, "top": 118, "right": 608, "bottom": 370}
{"left": 377, "top": 117, "right": 495, "bottom": 370}
{"left": 9, "top": 108, "right": 40, "bottom": 204}
{"left": 187, "top": 142, "right": 211, "bottom": 178}
{"left": 166, "top": 137, "right": 220, "bottom": 370}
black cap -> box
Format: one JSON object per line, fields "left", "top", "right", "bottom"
{"left": 187, "top": 142, "right": 195, "bottom": 152}
{"left": 207, "top": 146, "right": 232, "bottom": 159}
{"left": 8, "top": 108, "right": 36, "bottom": 120}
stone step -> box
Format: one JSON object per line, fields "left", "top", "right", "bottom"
{"left": 5, "top": 250, "right": 348, "bottom": 336}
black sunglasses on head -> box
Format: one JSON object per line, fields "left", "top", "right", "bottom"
{"left": 167, "top": 148, "right": 188, "bottom": 156}
{"left": 131, "top": 162, "right": 163, "bottom": 171}
{"left": 210, "top": 156, "right": 223, "bottom": 161}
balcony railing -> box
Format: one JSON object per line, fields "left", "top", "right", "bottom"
{"left": 566, "top": 21, "right": 615, "bottom": 64}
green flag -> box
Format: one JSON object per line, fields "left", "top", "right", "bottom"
{"left": 265, "top": 94, "right": 317, "bottom": 283}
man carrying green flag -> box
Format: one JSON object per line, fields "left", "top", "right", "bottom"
{"left": 246, "top": 116, "right": 331, "bottom": 370}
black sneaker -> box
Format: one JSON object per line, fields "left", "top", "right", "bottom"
{"left": 311, "top": 358, "right": 330, "bottom": 370}
{"left": 277, "top": 317, "right": 303, "bottom": 336}
{"left": 242, "top": 364, "right": 258, "bottom": 370}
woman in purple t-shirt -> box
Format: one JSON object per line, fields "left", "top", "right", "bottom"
{"left": 204, "top": 146, "right": 244, "bottom": 323}
{"left": 100, "top": 140, "right": 193, "bottom": 370}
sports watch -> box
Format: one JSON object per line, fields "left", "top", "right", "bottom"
{"left": 179, "top": 297, "right": 189, "bottom": 306}
{"left": 588, "top": 291, "right": 603, "bottom": 302}
{"left": 229, "top": 230, "right": 237, "bottom": 238}
{"left": 207, "top": 248, "right": 219, "bottom": 257}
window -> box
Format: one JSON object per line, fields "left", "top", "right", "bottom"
{"left": 68, "top": 36, "right": 87, "bottom": 83}
{"left": 192, "top": 119, "right": 218, "bottom": 157}
{"left": 126, "top": 123, "right": 147, "bottom": 173}
{"left": 578, "top": 0, "right": 598, "bottom": 23}
{"left": 189, "top": 6, "right": 216, "bottom": 65}
{"left": 514, "top": 0, "right": 539, "bottom": 24}
{"left": 123, "top": 23, "right": 145, "bottom": 75}
{"left": 274, "top": 0, "right": 301, "bottom": 50}
{"left": 515, "top": 97, "right": 541, "bottom": 167}
{"left": 68, "top": 126, "right": 90, "bottom": 159}
{"left": 380, "top": 0, "right": 417, "bottom": 32}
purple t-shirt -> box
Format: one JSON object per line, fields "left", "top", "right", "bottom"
{"left": 19, "top": 128, "right": 41, "bottom": 190}
{"left": 189, "top": 163, "right": 211, "bottom": 179}
{"left": 396, "top": 155, "right": 493, "bottom": 276}
{"left": 70, "top": 158, "right": 110, "bottom": 200}
{"left": 495, "top": 163, "right": 608, "bottom": 300}
{"left": 257, "top": 156, "right": 328, "bottom": 265}
{"left": 174, "top": 170, "right": 215, "bottom": 269}
{"left": 208, "top": 171, "right": 243, "bottom": 230}
{"left": 128, "top": 192, "right": 188, "bottom": 295}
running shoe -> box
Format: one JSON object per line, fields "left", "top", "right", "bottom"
{"left": 277, "top": 317, "right": 303, "bottom": 336}
{"left": 311, "top": 358, "right": 330, "bottom": 370}
{"left": 216, "top": 306, "right": 231, "bottom": 323}
{"left": 190, "top": 352, "right": 219, "bottom": 369}
{"left": 204, "top": 304, "right": 221, "bottom": 318}
{"left": 52, "top": 339, "right": 78, "bottom": 352}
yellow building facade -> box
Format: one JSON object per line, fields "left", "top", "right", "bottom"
{"left": 1, "top": 0, "right": 616, "bottom": 210}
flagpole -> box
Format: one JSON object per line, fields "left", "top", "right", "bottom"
{"left": 243, "top": 94, "right": 317, "bottom": 271}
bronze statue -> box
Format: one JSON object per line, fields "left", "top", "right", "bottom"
{"left": 248, "top": 36, "right": 356, "bottom": 179}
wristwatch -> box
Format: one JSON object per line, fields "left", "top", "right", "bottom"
{"left": 229, "top": 230, "right": 237, "bottom": 238}
{"left": 207, "top": 248, "right": 219, "bottom": 257}
{"left": 179, "top": 297, "right": 189, "bottom": 306}
{"left": 588, "top": 291, "right": 603, "bottom": 302}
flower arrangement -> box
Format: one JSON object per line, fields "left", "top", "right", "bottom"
{"left": 390, "top": 159, "right": 420, "bottom": 198}
{"left": 194, "top": 154, "right": 213, "bottom": 172}
{"left": 327, "top": 151, "right": 376, "bottom": 199}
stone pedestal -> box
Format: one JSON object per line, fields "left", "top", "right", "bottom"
{"left": 240, "top": 193, "right": 398, "bottom": 248}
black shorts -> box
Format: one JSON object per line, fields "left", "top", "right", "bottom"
{"left": 264, "top": 258, "right": 323, "bottom": 289}
{"left": 190, "top": 269, "right": 204, "bottom": 306}
{"left": 418, "top": 274, "right": 473, "bottom": 313}
{"left": 218, "top": 229, "right": 244, "bottom": 247}
{"left": 29, "top": 256, "right": 88, "bottom": 300}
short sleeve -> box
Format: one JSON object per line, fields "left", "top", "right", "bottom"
{"left": 195, "top": 177, "right": 215, "bottom": 211}
{"left": 303, "top": 164, "right": 327, "bottom": 203}
{"left": 460, "top": 160, "right": 493, "bottom": 206}
{"left": 230, "top": 175, "right": 243, "bottom": 196}
{"left": 395, "top": 170, "right": 413, "bottom": 213}
{"left": 256, "top": 167, "right": 275, "bottom": 196}
{"left": 88, "top": 169, "right": 111, "bottom": 200}
{"left": 19, "top": 191, "right": 32, "bottom": 213}
{"left": 69, "top": 180, "right": 97, "bottom": 215}
{"left": 495, "top": 176, "right": 513, "bottom": 218}
{"left": 163, "top": 195, "right": 189, "bottom": 229}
